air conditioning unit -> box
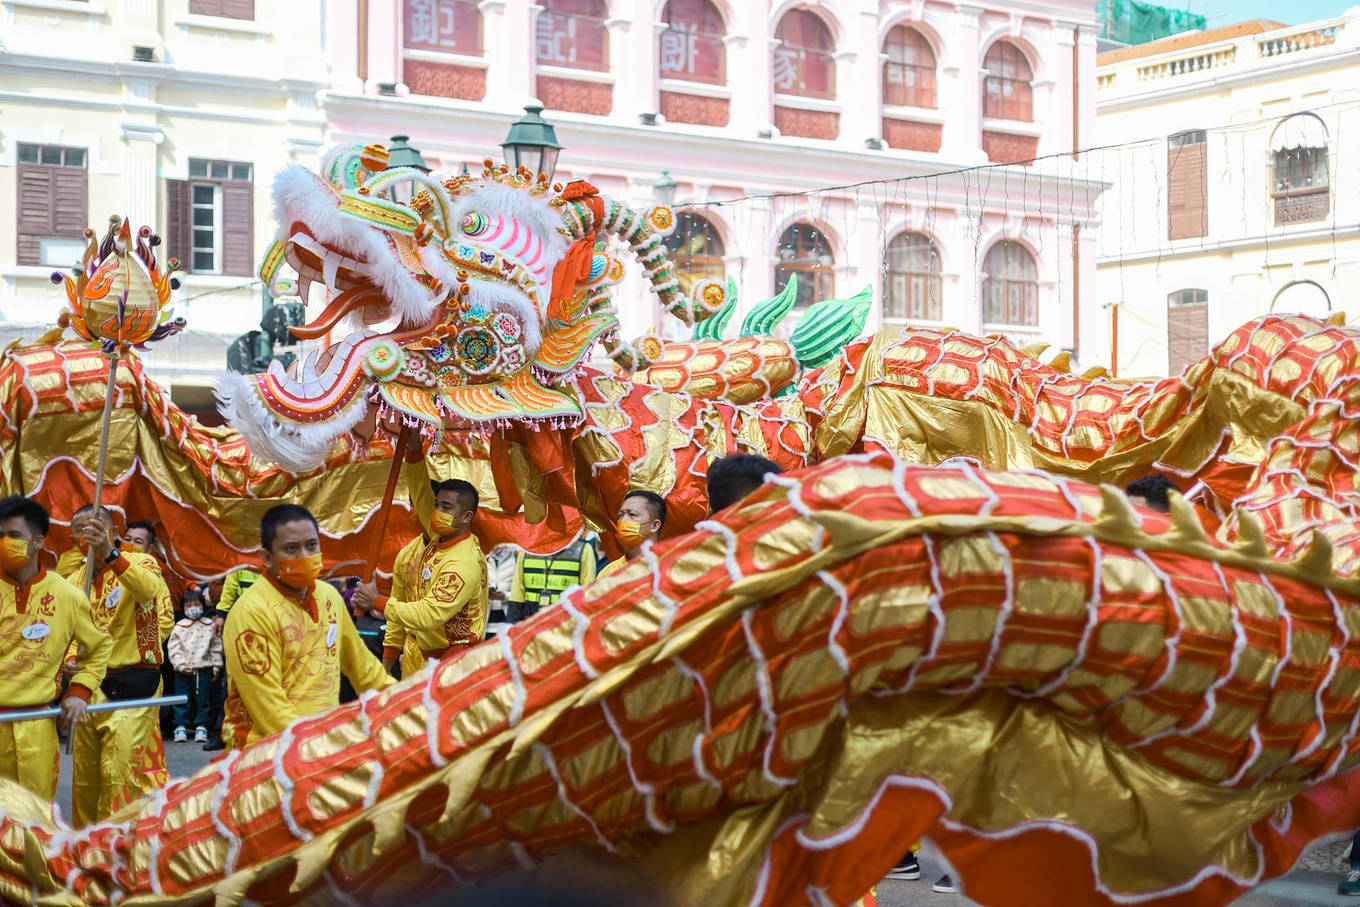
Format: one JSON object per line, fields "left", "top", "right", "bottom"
{"left": 377, "top": 82, "right": 399, "bottom": 97}
{"left": 638, "top": 112, "right": 658, "bottom": 126}
{"left": 132, "top": 46, "right": 156, "bottom": 63}
{"left": 865, "top": 137, "right": 884, "bottom": 150}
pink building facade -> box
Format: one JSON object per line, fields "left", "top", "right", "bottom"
{"left": 323, "top": 0, "right": 1104, "bottom": 353}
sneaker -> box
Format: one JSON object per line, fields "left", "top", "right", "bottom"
{"left": 885, "top": 852, "right": 921, "bottom": 880}
{"left": 194, "top": 727, "right": 208, "bottom": 743}
{"left": 1340, "top": 868, "right": 1360, "bottom": 896}
{"left": 202, "top": 739, "right": 225, "bottom": 752}
{"left": 172, "top": 727, "right": 187, "bottom": 743}
{"left": 933, "top": 875, "right": 958, "bottom": 894}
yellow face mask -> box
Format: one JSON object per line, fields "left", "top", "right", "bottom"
{"left": 0, "top": 538, "right": 31, "bottom": 574}
{"left": 430, "top": 509, "right": 461, "bottom": 538}
{"left": 274, "top": 552, "right": 322, "bottom": 589}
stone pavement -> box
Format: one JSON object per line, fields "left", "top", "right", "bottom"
{"left": 875, "top": 841, "right": 1360, "bottom": 907}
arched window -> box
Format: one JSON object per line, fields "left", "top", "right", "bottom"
{"left": 535, "top": 0, "right": 608, "bottom": 71}
{"left": 659, "top": 0, "right": 726, "bottom": 85}
{"left": 775, "top": 223, "right": 835, "bottom": 311}
{"left": 882, "top": 25, "right": 936, "bottom": 109}
{"left": 664, "top": 213, "right": 726, "bottom": 293}
{"left": 404, "top": 0, "right": 482, "bottom": 56}
{"left": 1271, "top": 113, "right": 1329, "bottom": 225}
{"left": 982, "top": 41, "right": 1033, "bottom": 121}
{"left": 981, "top": 241, "right": 1037, "bottom": 325}
{"left": 1271, "top": 280, "right": 1331, "bottom": 317}
{"left": 773, "top": 9, "right": 835, "bottom": 99}
{"left": 1167, "top": 288, "right": 1208, "bottom": 374}
{"left": 885, "top": 232, "right": 942, "bottom": 320}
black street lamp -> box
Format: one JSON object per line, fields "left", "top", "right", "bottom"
{"left": 654, "top": 170, "right": 677, "bottom": 207}
{"left": 501, "top": 103, "right": 562, "bottom": 182}
{"left": 386, "top": 134, "right": 429, "bottom": 204}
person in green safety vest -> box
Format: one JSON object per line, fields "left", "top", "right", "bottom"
{"left": 507, "top": 538, "right": 598, "bottom": 622}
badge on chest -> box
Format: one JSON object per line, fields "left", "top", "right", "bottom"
{"left": 22, "top": 621, "right": 50, "bottom": 641}
{"left": 105, "top": 586, "right": 122, "bottom": 610}
{"left": 326, "top": 621, "right": 338, "bottom": 649}
{"left": 422, "top": 566, "right": 432, "bottom": 582}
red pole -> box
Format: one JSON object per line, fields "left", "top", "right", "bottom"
{"left": 361, "top": 423, "right": 412, "bottom": 582}
{"left": 1110, "top": 304, "right": 1120, "bottom": 379}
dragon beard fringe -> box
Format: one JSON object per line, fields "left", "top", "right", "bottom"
{"left": 214, "top": 370, "right": 368, "bottom": 474}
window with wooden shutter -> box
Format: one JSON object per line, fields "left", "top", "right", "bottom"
{"left": 981, "top": 241, "right": 1038, "bottom": 326}
{"left": 190, "top": 0, "right": 255, "bottom": 19}
{"left": 16, "top": 144, "right": 88, "bottom": 267}
{"left": 172, "top": 159, "right": 254, "bottom": 276}
{"left": 1167, "top": 288, "right": 1208, "bottom": 374}
{"left": 1167, "top": 130, "right": 1207, "bottom": 241}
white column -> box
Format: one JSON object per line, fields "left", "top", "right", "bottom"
{"left": 483, "top": 1, "right": 532, "bottom": 111}
{"left": 943, "top": 4, "right": 983, "bottom": 162}
{"left": 1048, "top": 23, "right": 1076, "bottom": 157}
{"left": 837, "top": 8, "right": 880, "bottom": 147}
{"left": 605, "top": 16, "right": 637, "bottom": 121}
{"left": 370, "top": 0, "right": 400, "bottom": 89}
{"left": 119, "top": 124, "right": 164, "bottom": 232}
{"left": 728, "top": 4, "right": 773, "bottom": 137}
{"left": 328, "top": 0, "right": 363, "bottom": 93}
{"left": 851, "top": 200, "right": 884, "bottom": 331}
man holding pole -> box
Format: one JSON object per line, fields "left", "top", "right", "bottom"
{"left": 0, "top": 496, "right": 111, "bottom": 801}
{"left": 221, "top": 504, "right": 393, "bottom": 750}
{"left": 353, "top": 478, "right": 487, "bottom": 676}
{"left": 377, "top": 434, "right": 436, "bottom": 677}
{"left": 59, "top": 504, "right": 174, "bottom": 824}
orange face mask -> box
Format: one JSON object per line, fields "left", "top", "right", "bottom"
{"left": 430, "top": 509, "right": 461, "bottom": 537}
{"left": 123, "top": 541, "right": 147, "bottom": 554}
{"left": 615, "top": 519, "right": 650, "bottom": 551}
{"left": 274, "top": 553, "right": 322, "bottom": 589}
{"left": 0, "top": 538, "right": 31, "bottom": 574}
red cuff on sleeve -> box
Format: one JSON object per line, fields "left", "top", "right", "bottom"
{"left": 374, "top": 594, "right": 390, "bottom": 612}
{"left": 382, "top": 646, "right": 401, "bottom": 661}
{"left": 65, "top": 684, "right": 92, "bottom": 703}
{"left": 109, "top": 552, "right": 131, "bottom": 575}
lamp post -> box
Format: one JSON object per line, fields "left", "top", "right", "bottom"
{"left": 386, "top": 134, "right": 429, "bottom": 204}
{"left": 654, "top": 170, "right": 677, "bottom": 207}
{"left": 501, "top": 102, "right": 562, "bottom": 182}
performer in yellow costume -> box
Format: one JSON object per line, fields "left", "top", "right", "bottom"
{"left": 57, "top": 504, "right": 173, "bottom": 824}
{"left": 0, "top": 496, "right": 111, "bottom": 801}
{"left": 376, "top": 441, "right": 436, "bottom": 675}
{"left": 221, "top": 504, "right": 393, "bottom": 749}
{"left": 355, "top": 477, "right": 487, "bottom": 676}
{"left": 597, "top": 490, "right": 666, "bottom": 581}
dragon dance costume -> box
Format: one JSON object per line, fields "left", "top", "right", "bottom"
{"left": 57, "top": 548, "right": 172, "bottom": 825}
{"left": 3, "top": 139, "right": 1360, "bottom": 906}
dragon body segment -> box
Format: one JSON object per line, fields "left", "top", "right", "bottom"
{"left": 1, "top": 456, "right": 1359, "bottom": 905}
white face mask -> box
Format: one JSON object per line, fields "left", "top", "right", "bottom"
{"left": 185, "top": 606, "right": 203, "bottom": 620}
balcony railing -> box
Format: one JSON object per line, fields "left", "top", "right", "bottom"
{"left": 1272, "top": 189, "right": 1330, "bottom": 226}
{"left": 1259, "top": 25, "right": 1338, "bottom": 57}
{"left": 1099, "top": 14, "right": 1354, "bottom": 96}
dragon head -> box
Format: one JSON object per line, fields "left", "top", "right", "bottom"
{"left": 218, "top": 143, "right": 725, "bottom": 471}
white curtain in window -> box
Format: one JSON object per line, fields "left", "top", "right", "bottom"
{"left": 1270, "top": 114, "right": 1327, "bottom": 152}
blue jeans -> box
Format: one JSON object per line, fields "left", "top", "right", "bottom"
{"left": 172, "top": 668, "right": 215, "bottom": 730}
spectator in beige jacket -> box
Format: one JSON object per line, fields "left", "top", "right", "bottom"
{"left": 166, "top": 592, "right": 224, "bottom": 743}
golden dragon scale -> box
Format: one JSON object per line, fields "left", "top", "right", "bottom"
{"left": 2, "top": 453, "right": 1360, "bottom": 905}
{"left": 0, "top": 313, "right": 1358, "bottom": 903}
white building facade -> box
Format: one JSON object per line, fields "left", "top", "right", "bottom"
{"left": 2, "top": 0, "right": 1107, "bottom": 415}
{"left": 0, "top": 0, "right": 328, "bottom": 417}
{"left": 1093, "top": 11, "right": 1360, "bottom": 377}
{"left": 323, "top": 0, "right": 1103, "bottom": 352}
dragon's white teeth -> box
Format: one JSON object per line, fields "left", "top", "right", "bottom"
{"left": 323, "top": 254, "right": 342, "bottom": 290}
{"left": 297, "top": 276, "right": 312, "bottom": 306}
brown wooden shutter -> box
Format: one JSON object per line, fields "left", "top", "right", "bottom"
{"left": 221, "top": 0, "right": 254, "bottom": 19}
{"left": 1168, "top": 134, "right": 1207, "bottom": 241}
{"left": 51, "top": 168, "right": 88, "bottom": 236}
{"left": 16, "top": 165, "right": 53, "bottom": 266}
{"left": 1167, "top": 301, "right": 1208, "bottom": 374}
{"left": 189, "top": 0, "right": 223, "bottom": 15}
{"left": 165, "top": 179, "right": 191, "bottom": 273}
{"left": 221, "top": 182, "right": 254, "bottom": 277}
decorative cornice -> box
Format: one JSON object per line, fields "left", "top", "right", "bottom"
{"left": 119, "top": 122, "right": 165, "bottom": 143}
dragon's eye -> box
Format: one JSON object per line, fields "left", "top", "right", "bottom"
{"left": 462, "top": 212, "right": 490, "bottom": 237}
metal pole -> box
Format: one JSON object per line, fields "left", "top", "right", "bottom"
{"left": 82, "top": 348, "right": 121, "bottom": 595}
{"left": 0, "top": 695, "right": 188, "bottom": 724}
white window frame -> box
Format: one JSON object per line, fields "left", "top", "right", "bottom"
{"left": 190, "top": 182, "right": 224, "bottom": 276}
